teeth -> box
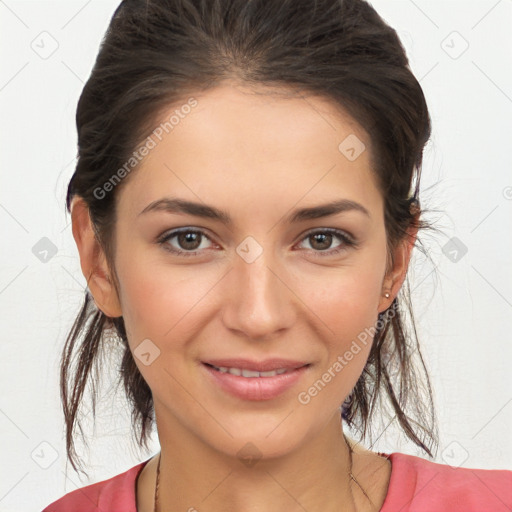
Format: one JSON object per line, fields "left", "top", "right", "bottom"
{"left": 261, "top": 369, "right": 288, "bottom": 376}
{"left": 242, "top": 369, "right": 260, "bottom": 377}
{"left": 212, "top": 365, "right": 290, "bottom": 377}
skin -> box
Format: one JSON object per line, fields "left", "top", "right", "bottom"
{"left": 71, "top": 81, "right": 418, "bottom": 512}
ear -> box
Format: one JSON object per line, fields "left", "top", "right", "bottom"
{"left": 377, "top": 215, "right": 419, "bottom": 314}
{"left": 70, "top": 196, "right": 123, "bottom": 318}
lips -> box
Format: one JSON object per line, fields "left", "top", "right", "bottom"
{"left": 202, "top": 358, "right": 309, "bottom": 372}
{"left": 201, "top": 359, "right": 311, "bottom": 401}
{"left": 207, "top": 365, "right": 290, "bottom": 377}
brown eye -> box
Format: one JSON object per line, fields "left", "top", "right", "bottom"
{"left": 158, "top": 228, "right": 214, "bottom": 256}
{"left": 297, "top": 228, "right": 356, "bottom": 257}
{"left": 308, "top": 232, "right": 334, "bottom": 251}
{"left": 176, "top": 231, "right": 202, "bottom": 250}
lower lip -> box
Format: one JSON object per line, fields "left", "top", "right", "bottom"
{"left": 202, "top": 363, "right": 310, "bottom": 401}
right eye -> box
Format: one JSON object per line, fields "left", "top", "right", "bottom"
{"left": 157, "top": 228, "right": 216, "bottom": 257}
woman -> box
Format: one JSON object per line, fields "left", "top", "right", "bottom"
{"left": 42, "top": 0, "right": 512, "bottom": 511}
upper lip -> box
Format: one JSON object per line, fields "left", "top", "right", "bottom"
{"left": 203, "top": 358, "right": 310, "bottom": 372}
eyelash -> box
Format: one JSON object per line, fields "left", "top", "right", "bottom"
{"left": 157, "top": 227, "right": 358, "bottom": 258}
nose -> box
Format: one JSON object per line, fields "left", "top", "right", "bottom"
{"left": 221, "top": 244, "right": 296, "bottom": 340}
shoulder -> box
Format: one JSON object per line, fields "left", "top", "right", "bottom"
{"left": 380, "top": 452, "right": 512, "bottom": 512}
{"left": 41, "top": 460, "right": 149, "bottom": 512}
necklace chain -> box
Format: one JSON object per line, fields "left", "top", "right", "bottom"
{"left": 153, "top": 440, "right": 357, "bottom": 512}
{"left": 153, "top": 452, "right": 159, "bottom": 512}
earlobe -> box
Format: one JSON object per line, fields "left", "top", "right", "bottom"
{"left": 70, "top": 197, "right": 123, "bottom": 318}
{"left": 378, "top": 221, "right": 419, "bottom": 313}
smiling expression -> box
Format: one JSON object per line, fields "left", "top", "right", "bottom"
{"left": 105, "top": 81, "right": 399, "bottom": 458}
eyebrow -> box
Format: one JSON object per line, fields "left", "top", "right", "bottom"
{"left": 138, "top": 197, "right": 370, "bottom": 224}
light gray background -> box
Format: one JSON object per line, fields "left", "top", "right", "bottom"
{"left": 1, "top": 1, "right": 511, "bottom": 510}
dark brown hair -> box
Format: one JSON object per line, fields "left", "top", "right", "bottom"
{"left": 61, "top": 0, "right": 440, "bottom": 476}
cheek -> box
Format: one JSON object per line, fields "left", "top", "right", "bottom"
{"left": 295, "top": 246, "right": 387, "bottom": 394}
{"left": 114, "top": 256, "right": 209, "bottom": 395}
{"left": 114, "top": 244, "right": 220, "bottom": 350}
{"left": 306, "top": 277, "right": 379, "bottom": 376}
{"left": 294, "top": 277, "right": 381, "bottom": 414}
{"left": 302, "top": 255, "right": 386, "bottom": 336}
{"left": 118, "top": 267, "right": 186, "bottom": 339}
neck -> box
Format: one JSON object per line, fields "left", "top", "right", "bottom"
{"left": 153, "top": 413, "right": 366, "bottom": 512}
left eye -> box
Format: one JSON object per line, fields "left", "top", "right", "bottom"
{"left": 157, "top": 228, "right": 356, "bottom": 257}
{"left": 297, "top": 228, "right": 355, "bottom": 255}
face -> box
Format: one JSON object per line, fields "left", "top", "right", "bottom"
{"left": 99, "top": 82, "right": 402, "bottom": 460}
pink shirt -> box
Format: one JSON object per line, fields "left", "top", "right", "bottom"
{"left": 42, "top": 452, "right": 512, "bottom": 511}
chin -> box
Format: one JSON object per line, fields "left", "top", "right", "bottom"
{"left": 205, "top": 416, "right": 314, "bottom": 463}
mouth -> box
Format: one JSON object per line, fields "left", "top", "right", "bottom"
{"left": 201, "top": 361, "right": 311, "bottom": 401}
{"left": 204, "top": 362, "right": 306, "bottom": 378}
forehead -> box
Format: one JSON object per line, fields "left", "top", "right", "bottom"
{"left": 159, "top": 82, "right": 370, "bottom": 161}
{"left": 118, "top": 82, "right": 382, "bottom": 222}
